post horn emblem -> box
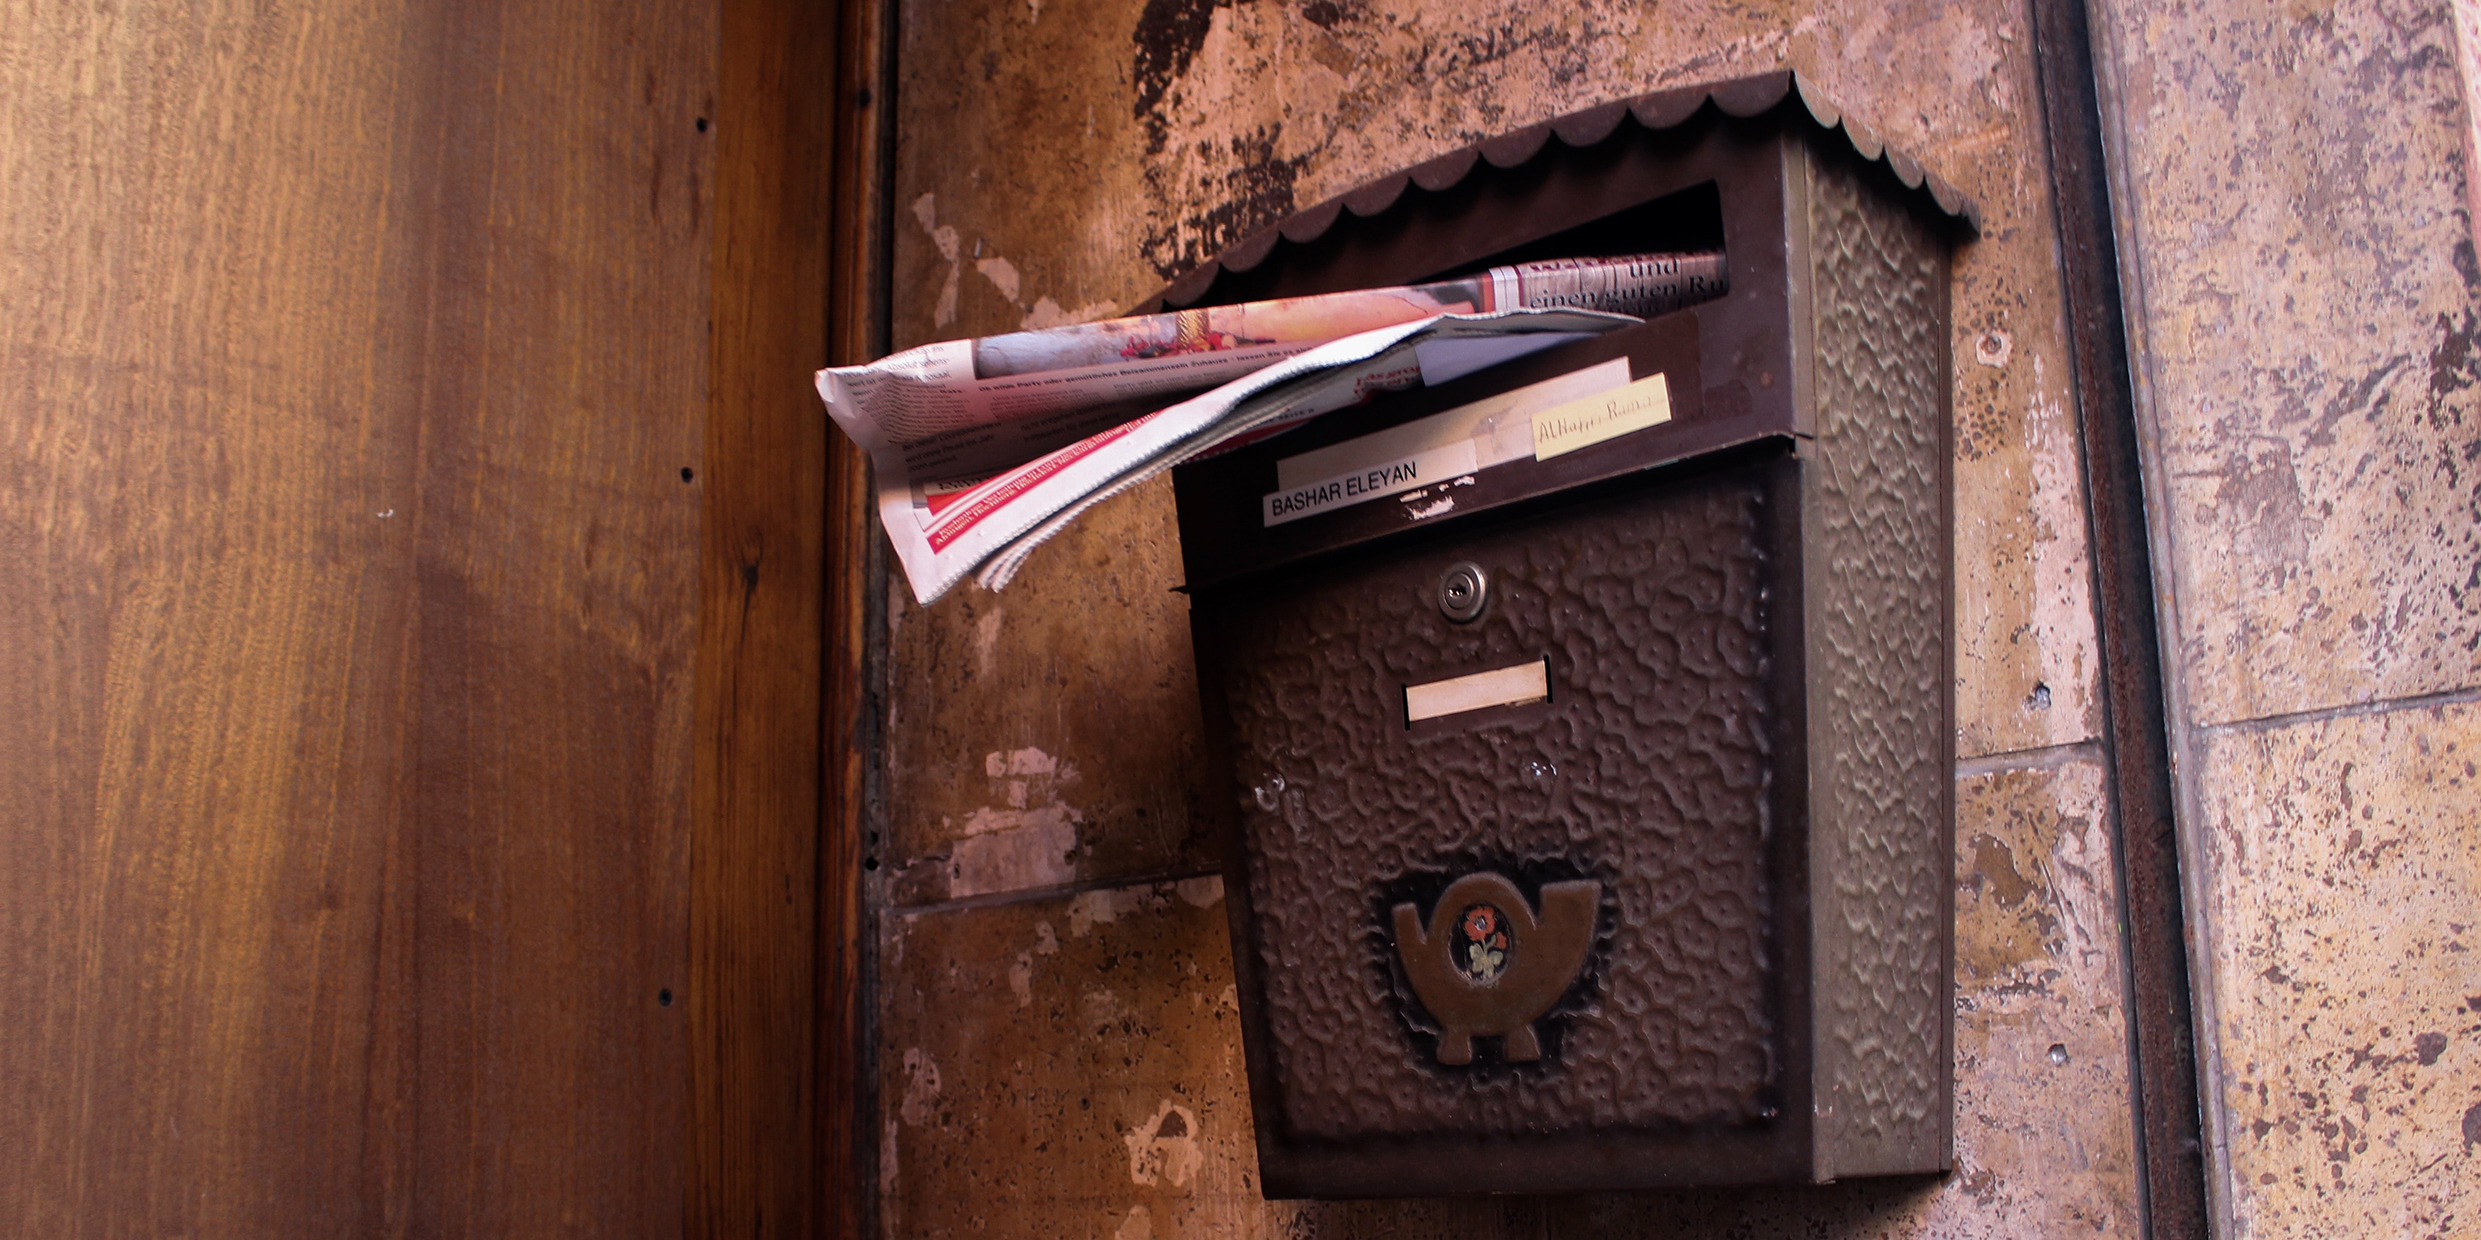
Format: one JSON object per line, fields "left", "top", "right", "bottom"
{"left": 1391, "top": 871, "right": 1599, "bottom": 1065}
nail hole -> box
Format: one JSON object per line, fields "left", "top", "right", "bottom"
{"left": 658, "top": 988, "right": 674, "bottom": 1007}
{"left": 680, "top": 467, "right": 695, "bottom": 483}
{"left": 694, "top": 117, "right": 709, "bottom": 133}
{"left": 855, "top": 87, "right": 873, "bottom": 107}
{"left": 863, "top": 856, "right": 880, "bottom": 871}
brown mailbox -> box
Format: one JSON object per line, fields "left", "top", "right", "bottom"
{"left": 1161, "top": 73, "right": 1975, "bottom": 1198}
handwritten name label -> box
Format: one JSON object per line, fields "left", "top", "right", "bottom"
{"left": 1262, "top": 440, "right": 1478, "bottom": 527}
{"left": 1530, "top": 372, "right": 1672, "bottom": 461}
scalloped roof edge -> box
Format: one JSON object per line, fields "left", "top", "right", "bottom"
{"left": 1151, "top": 70, "right": 1980, "bottom": 311}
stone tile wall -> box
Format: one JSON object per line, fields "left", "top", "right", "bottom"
{"left": 2089, "top": 3, "right": 2481, "bottom": 1235}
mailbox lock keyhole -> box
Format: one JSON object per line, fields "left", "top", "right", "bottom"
{"left": 1438, "top": 562, "right": 1489, "bottom": 623}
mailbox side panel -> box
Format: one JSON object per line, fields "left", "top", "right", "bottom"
{"left": 1795, "top": 138, "right": 1958, "bottom": 1179}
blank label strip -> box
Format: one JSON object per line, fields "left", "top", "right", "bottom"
{"left": 1404, "top": 658, "right": 1551, "bottom": 724}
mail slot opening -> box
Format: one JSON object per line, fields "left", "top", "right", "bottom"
{"left": 1403, "top": 656, "right": 1552, "bottom": 726}
{"left": 1424, "top": 178, "right": 1726, "bottom": 290}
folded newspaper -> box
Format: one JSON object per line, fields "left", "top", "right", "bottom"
{"left": 816, "top": 252, "right": 1726, "bottom": 604}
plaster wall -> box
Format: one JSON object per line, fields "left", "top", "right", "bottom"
{"left": 872, "top": 1, "right": 2145, "bottom": 1235}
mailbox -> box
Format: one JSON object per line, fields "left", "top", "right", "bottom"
{"left": 1161, "top": 73, "right": 1974, "bottom": 1198}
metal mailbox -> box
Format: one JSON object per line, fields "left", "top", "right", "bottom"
{"left": 1161, "top": 73, "right": 1975, "bottom": 1199}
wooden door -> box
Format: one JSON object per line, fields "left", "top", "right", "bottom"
{"left": 0, "top": 0, "right": 873, "bottom": 1233}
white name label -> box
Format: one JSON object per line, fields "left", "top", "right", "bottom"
{"left": 1262, "top": 440, "right": 1479, "bottom": 526}
{"left": 1531, "top": 372, "right": 1673, "bottom": 460}
{"left": 1259, "top": 359, "right": 1631, "bottom": 528}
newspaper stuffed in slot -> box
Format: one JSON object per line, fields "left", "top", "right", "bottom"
{"left": 814, "top": 252, "right": 1726, "bottom": 604}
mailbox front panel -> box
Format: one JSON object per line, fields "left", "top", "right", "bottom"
{"left": 1193, "top": 452, "right": 1816, "bottom": 1193}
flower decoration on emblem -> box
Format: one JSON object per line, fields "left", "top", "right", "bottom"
{"left": 1455, "top": 904, "right": 1511, "bottom": 983}
{"left": 1392, "top": 872, "right": 1600, "bottom": 1065}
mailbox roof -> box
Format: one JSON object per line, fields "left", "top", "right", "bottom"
{"left": 1148, "top": 70, "right": 1979, "bottom": 312}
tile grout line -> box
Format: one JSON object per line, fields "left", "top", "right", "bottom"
{"left": 1955, "top": 738, "right": 2106, "bottom": 777}
{"left": 2195, "top": 683, "right": 2481, "bottom": 740}
{"left": 881, "top": 682, "right": 2471, "bottom": 920}
{"left": 885, "top": 865, "right": 1226, "bottom": 918}
{"left": 895, "top": 738, "right": 2132, "bottom": 917}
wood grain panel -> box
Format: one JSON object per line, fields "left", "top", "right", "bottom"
{"left": 689, "top": 0, "right": 839, "bottom": 1234}
{"left": 0, "top": 0, "right": 713, "bottom": 1232}
{"left": 400, "top": 1, "right": 711, "bottom": 1232}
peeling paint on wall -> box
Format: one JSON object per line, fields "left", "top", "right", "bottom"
{"left": 2021, "top": 363, "right": 2098, "bottom": 746}
{"left": 899, "top": 1048, "right": 942, "bottom": 1127}
{"left": 1009, "top": 951, "right": 1036, "bottom": 1006}
{"left": 1123, "top": 1099, "right": 1203, "bottom": 1187}
{"left": 911, "top": 193, "right": 963, "bottom": 328}
{"left": 941, "top": 748, "right": 1087, "bottom": 897}
{"left": 1070, "top": 881, "right": 1181, "bottom": 936}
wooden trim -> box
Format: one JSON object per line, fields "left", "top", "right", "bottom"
{"left": 690, "top": 0, "right": 841, "bottom": 1235}
{"left": 823, "top": 0, "right": 895, "bottom": 1233}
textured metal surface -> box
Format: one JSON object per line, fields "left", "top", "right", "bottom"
{"left": 1207, "top": 462, "right": 1786, "bottom": 1142}
{"left": 1800, "top": 146, "right": 1953, "bottom": 1175}
{"left": 1174, "top": 125, "right": 1956, "bottom": 1192}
